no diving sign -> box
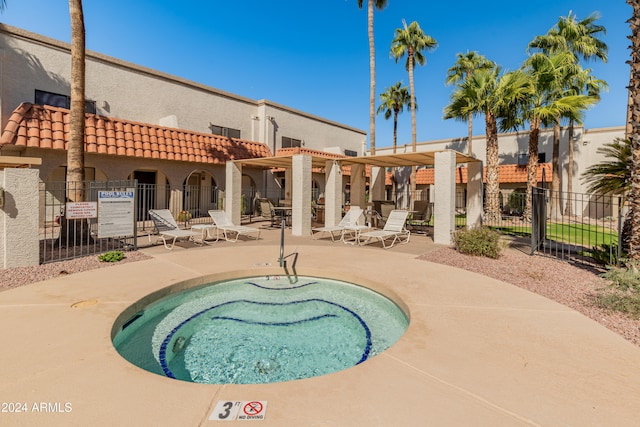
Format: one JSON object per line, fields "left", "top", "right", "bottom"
{"left": 210, "top": 400, "right": 267, "bottom": 421}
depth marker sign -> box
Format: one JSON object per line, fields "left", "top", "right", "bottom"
{"left": 210, "top": 400, "right": 267, "bottom": 421}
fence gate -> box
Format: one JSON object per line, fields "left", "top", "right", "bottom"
{"left": 40, "top": 180, "right": 137, "bottom": 264}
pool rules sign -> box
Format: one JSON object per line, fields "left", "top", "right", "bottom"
{"left": 210, "top": 400, "right": 267, "bottom": 421}
{"left": 97, "top": 190, "right": 135, "bottom": 238}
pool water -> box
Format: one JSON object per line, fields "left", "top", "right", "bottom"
{"left": 113, "top": 276, "right": 409, "bottom": 384}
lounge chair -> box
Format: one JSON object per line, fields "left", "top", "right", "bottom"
{"left": 358, "top": 210, "right": 411, "bottom": 249}
{"left": 148, "top": 209, "right": 199, "bottom": 250}
{"left": 311, "top": 206, "right": 366, "bottom": 242}
{"left": 208, "top": 210, "right": 261, "bottom": 242}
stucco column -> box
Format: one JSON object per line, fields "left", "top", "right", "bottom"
{"left": 369, "top": 166, "right": 385, "bottom": 202}
{"left": 466, "top": 161, "right": 483, "bottom": 228}
{"left": 349, "top": 163, "right": 366, "bottom": 211}
{"left": 225, "top": 161, "right": 243, "bottom": 225}
{"left": 434, "top": 151, "right": 456, "bottom": 245}
{"left": 1, "top": 169, "right": 40, "bottom": 268}
{"left": 324, "top": 160, "right": 342, "bottom": 227}
{"left": 292, "top": 154, "right": 311, "bottom": 236}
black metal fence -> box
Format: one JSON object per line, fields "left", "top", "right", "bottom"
{"left": 40, "top": 180, "right": 224, "bottom": 263}
{"left": 483, "top": 187, "right": 622, "bottom": 267}
{"left": 40, "top": 180, "right": 138, "bottom": 264}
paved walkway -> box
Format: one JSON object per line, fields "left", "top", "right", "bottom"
{"left": 1, "top": 228, "right": 639, "bottom": 426}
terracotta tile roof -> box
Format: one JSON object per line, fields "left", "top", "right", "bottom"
{"left": 276, "top": 147, "right": 347, "bottom": 160}
{"left": 0, "top": 103, "right": 272, "bottom": 163}
{"left": 386, "top": 163, "right": 553, "bottom": 186}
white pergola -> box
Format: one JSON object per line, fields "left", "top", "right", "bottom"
{"left": 228, "top": 150, "right": 483, "bottom": 245}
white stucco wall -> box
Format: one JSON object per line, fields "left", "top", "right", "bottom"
{"left": 0, "top": 24, "right": 366, "bottom": 157}
{"left": 0, "top": 168, "right": 39, "bottom": 268}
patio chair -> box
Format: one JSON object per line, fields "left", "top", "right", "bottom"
{"left": 257, "top": 198, "right": 283, "bottom": 227}
{"left": 358, "top": 210, "right": 411, "bottom": 249}
{"left": 311, "top": 206, "right": 366, "bottom": 242}
{"left": 148, "top": 209, "right": 199, "bottom": 250}
{"left": 208, "top": 210, "right": 261, "bottom": 242}
{"left": 372, "top": 200, "right": 396, "bottom": 227}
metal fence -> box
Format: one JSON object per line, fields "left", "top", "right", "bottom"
{"left": 483, "top": 187, "right": 622, "bottom": 267}
{"left": 40, "top": 180, "right": 138, "bottom": 264}
{"left": 40, "top": 180, "right": 225, "bottom": 263}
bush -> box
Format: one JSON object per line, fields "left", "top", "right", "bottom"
{"left": 601, "top": 260, "right": 640, "bottom": 292}
{"left": 453, "top": 226, "right": 502, "bottom": 259}
{"left": 98, "top": 251, "right": 125, "bottom": 263}
{"left": 595, "top": 261, "right": 640, "bottom": 319}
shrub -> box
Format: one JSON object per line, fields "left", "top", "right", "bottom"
{"left": 595, "top": 261, "right": 640, "bottom": 319}
{"left": 98, "top": 250, "right": 125, "bottom": 263}
{"left": 601, "top": 260, "right": 640, "bottom": 292}
{"left": 453, "top": 226, "right": 502, "bottom": 259}
{"left": 584, "top": 243, "right": 622, "bottom": 266}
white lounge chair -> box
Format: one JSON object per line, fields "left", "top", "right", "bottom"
{"left": 312, "top": 206, "right": 366, "bottom": 242}
{"left": 358, "top": 210, "right": 411, "bottom": 249}
{"left": 208, "top": 210, "right": 261, "bottom": 242}
{"left": 148, "top": 209, "right": 199, "bottom": 250}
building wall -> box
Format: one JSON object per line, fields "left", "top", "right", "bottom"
{"left": 375, "top": 126, "right": 625, "bottom": 195}
{"left": 0, "top": 24, "right": 366, "bottom": 156}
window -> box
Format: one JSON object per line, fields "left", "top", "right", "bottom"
{"left": 282, "top": 136, "right": 302, "bottom": 148}
{"left": 210, "top": 124, "right": 241, "bottom": 139}
{"left": 344, "top": 149, "right": 358, "bottom": 157}
{"left": 35, "top": 90, "right": 96, "bottom": 114}
{"left": 517, "top": 152, "right": 547, "bottom": 164}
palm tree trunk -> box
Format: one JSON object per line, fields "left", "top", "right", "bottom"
{"left": 484, "top": 112, "right": 500, "bottom": 222}
{"left": 550, "top": 122, "right": 561, "bottom": 218}
{"left": 467, "top": 113, "right": 473, "bottom": 156}
{"left": 393, "top": 111, "right": 398, "bottom": 154}
{"left": 67, "top": 0, "right": 85, "bottom": 201}
{"left": 60, "top": 0, "right": 87, "bottom": 247}
{"left": 368, "top": 0, "right": 376, "bottom": 155}
{"left": 565, "top": 120, "right": 574, "bottom": 216}
{"left": 408, "top": 49, "right": 417, "bottom": 203}
{"left": 525, "top": 118, "right": 541, "bottom": 221}
{"left": 627, "top": 0, "right": 640, "bottom": 260}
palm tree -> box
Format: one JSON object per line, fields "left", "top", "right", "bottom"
{"left": 67, "top": 0, "right": 86, "bottom": 202}
{"left": 376, "top": 82, "right": 413, "bottom": 154}
{"left": 519, "top": 51, "right": 597, "bottom": 219}
{"left": 444, "top": 67, "right": 532, "bottom": 222}
{"left": 564, "top": 68, "right": 608, "bottom": 215}
{"left": 445, "top": 51, "right": 494, "bottom": 156}
{"left": 357, "top": 0, "right": 388, "bottom": 155}
{"left": 627, "top": 0, "right": 640, "bottom": 260}
{"left": 581, "top": 138, "right": 631, "bottom": 196}
{"left": 390, "top": 20, "right": 437, "bottom": 200}
{"left": 581, "top": 138, "right": 631, "bottom": 251}
{"left": 529, "top": 11, "right": 608, "bottom": 215}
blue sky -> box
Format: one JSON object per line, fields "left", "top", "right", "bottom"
{"left": 0, "top": 1, "right": 632, "bottom": 149}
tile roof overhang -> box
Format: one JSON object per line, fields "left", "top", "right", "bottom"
{"left": 0, "top": 103, "right": 272, "bottom": 163}
{"left": 409, "top": 162, "right": 553, "bottom": 185}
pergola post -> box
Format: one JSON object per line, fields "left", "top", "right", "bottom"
{"left": 369, "top": 166, "right": 385, "bottom": 202}
{"left": 325, "top": 160, "right": 342, "bottom": 227}
{"left": 349, "top": 163, "right": 366, "bottom": 213}
{"left": 292, "top": 154, "right": 312, "bottom": 236}
{"left": 434, "top": 151, "right": 456, "bottom": 245}
{"left": 466, "top": 161, "right": 483, "bottom": 228}
{"left": 225, "top": 161, "right": 243, "bottom": 225}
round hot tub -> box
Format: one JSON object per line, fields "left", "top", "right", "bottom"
{"left": 112, "top": 274, "right": 409, "bottom": 384}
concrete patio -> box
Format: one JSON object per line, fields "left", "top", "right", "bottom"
{"left": 1, "top": 228, "right": 639, "bottom": 426}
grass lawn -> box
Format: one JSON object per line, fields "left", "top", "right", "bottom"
{"left": 490, "top": 221, "right": 618, "bottom": 248}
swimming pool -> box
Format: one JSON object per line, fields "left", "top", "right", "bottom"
{"left": 112, "top": 275, "right": 409, "bottom": 384}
